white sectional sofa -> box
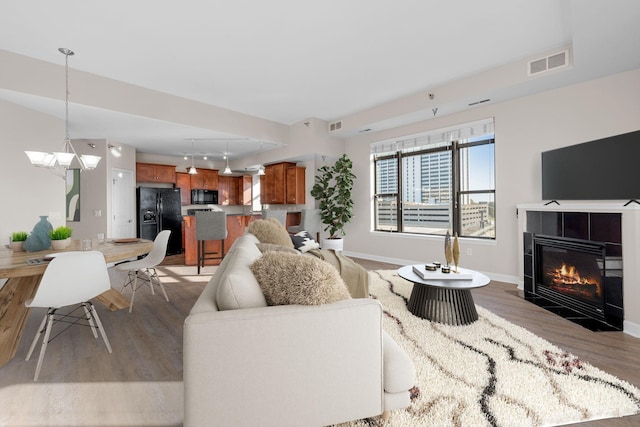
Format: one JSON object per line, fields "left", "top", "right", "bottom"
{"left": 183, "top": 232, "right": 416, "bottom": 427}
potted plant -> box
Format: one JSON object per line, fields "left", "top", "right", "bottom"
{"left": 310, "top": 154, "right": 356, "bottom": 251}
{"left": 10, "top": 231, "right": 28, "bottom": 252}
{"left": 50, "top": 226, "right": 73, "bottom": 249}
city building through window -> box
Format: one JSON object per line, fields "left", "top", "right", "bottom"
{"left": 371, "top": 118, "right": 495, "bottom": 239}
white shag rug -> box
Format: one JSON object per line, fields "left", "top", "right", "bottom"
{"left": 339, "top": 270, "right": 640, "bottom": 427}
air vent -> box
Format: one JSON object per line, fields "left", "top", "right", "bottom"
{"left": 528, "top": 50, "right": 569, "bottom": 76}
{"left": 329, "top": 121, "right": 343, "bottom": 132}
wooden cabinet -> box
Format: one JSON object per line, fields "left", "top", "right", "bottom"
{"left": 240, "top": 175, "right": 252, "bottom": 206}
{"left": 260, "top": 162, "right": 305, "bottom": 205}
{"left": 136, "top": 163, "right": 176, "bottom": 183}
{"left": 218, "top": 176, "right": 240, "bottom": 206}
{"left": 286, "top": 166, "right": 306, "bottom": 204}
{"left": 190, "top": 169, "right": 218, "bottom": 190}
{"left": 176, "top": 172, "right": 191, "bottom": 205}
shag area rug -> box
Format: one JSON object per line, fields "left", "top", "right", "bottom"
{"left": 341, "top": 270, "right": 640, "bottom": 427}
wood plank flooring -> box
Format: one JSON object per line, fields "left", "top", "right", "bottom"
{"left": 0, "top": 255, "right": 638, "bottom": 426}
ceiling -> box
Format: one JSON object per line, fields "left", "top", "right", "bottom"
{"left": 1, "top": 0, "right": 639, "bottom": 160}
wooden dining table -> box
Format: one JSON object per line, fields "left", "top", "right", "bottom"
{"left": 0, "top": 238, "right": 153, "bottom": 368}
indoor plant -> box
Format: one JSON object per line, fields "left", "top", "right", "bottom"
{"left": 10, "top": 231, "right": 28, "bottom": 252}
{"left": 310, "top": 154, "right": 355, "bottom": 251}
{"left": 50, "top": 226, "right": 73, "bottom": 249}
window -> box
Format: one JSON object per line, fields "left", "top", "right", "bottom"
{"left": 372, "top": 118, "right": 495, "bottom": 239}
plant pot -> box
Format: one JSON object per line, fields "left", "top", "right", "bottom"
{"left": 9, "top": 241, "right": 24, "bottom": 252}
{"left": 51, "top": 238, "right": 70, "bottom": 250}
{"left": 321, "top": 238, "right": 343, "bottom": 252}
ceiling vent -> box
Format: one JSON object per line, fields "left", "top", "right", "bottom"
{"left": 528, "top": 50, "right": 569, "bottom": 76}
{"left": 329, "top": 121, "right": 343, "bottom": 132}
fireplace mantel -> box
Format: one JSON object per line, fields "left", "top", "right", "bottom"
{"left": 517, "top": 201, "right": 640, "bottom": 337}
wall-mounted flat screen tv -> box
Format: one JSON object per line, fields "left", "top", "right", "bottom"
{"left": 541, "top": 129, "right": 640, "bottom": 201}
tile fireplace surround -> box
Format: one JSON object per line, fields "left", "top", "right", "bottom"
{"left": 517, "top": 202, "right": 640, "bottom": 337}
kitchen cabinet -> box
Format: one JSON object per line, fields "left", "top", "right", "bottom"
{"left": 190, "top": 168, "right": 218, "bottom": 190}
{"left": 218, "top": 175, "right": 239, "bottom": 205}
{"left": 136, "top": 163, "right": 176, "bottom": 183}
{"left": 260, "top": 162, "right": 300, "bottom": 204}
{"left": 286, "top": 166, "right": 306, "bottom": 204}
{"left": 240, "top": 175, "right": 252, "bottom": 206}
{"left": 176, "top": 172, "right": 191, "bottom": 205}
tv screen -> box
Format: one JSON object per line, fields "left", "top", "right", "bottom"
{"left": 541, "top": 129, "right": 640, "bottom": 201}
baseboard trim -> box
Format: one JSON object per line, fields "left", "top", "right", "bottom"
{"left": 623, "top": 320, "right": 640, "bottom": 338}
{"left": 344, "top": 250, "right": 519, "bottom": 285}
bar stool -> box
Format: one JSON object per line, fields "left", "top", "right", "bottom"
{"left": 196, "top": 211, "right": 227, "bottom": 274}
{"left": 262, "top": 209, "right": 288, "bottom": 228}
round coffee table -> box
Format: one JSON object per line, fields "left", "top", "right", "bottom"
{"left": 398, "top": 265, "right": 490, "bottom": 325}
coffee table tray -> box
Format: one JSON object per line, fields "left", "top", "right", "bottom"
{"left": 412, "top": 265, "right": 473, "bottom": 280}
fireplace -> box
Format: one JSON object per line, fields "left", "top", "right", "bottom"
{"left": 534, "top": 235, "right": 606, "bottom": 322}
{"left": 522, "top": 211, "right": 623, "bottom": 331}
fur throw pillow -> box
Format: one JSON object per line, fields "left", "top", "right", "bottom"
{"left": 256, "top": 242, "right": 300, "bottom": 255}
{"left": 247, "top": 218, "right": 294, "bottom": 249}
{"left": 250, "top": 252, "right": 351, "bottom": 306}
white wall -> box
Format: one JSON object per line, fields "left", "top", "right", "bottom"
{"left": 343, "top": 68, "right": 640, "bottom": 283}
{"left": 0, "top": 100, "right": 66, "bottom": 244}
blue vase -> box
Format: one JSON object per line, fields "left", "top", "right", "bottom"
{"left": 23, "top": 216, "right": 53, "bottom": 252}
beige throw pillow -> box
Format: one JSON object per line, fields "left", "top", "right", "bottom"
{"left": 256, "top": 242, "right": 300, "bottom": 255}
{"left": 250, "top": 252, "right": 351, "bottom": 306}
{"left": 247, "top": 218, "right": 294, "bottom": 249}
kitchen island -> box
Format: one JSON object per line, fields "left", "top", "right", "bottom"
{"left": 182, "top": 211, "right": 301, "bottom": 266}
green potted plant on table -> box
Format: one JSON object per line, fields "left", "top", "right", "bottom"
{"left": 10, "top": 231, "right": 28, "bottom": 252}
{"left": 310, "top": 154, "right": 356, "bottom": 251}
{"left": 50, "top": 226, "right": 73, "bottom": 250}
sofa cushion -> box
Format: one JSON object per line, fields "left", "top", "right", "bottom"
{"left": 290, "top": 231, "right": 320, "bottom": 253}
{"left": 247, "top": 218, "right": 294, "bottom": 248}
{"left": 216, "top": 238, "right": 267, "bottom": 310}
{"left": 256, "top": 242, "right": 300, "bottom": 255}
{"left": 250, "top": 251, "right": 351, "bottom": 306}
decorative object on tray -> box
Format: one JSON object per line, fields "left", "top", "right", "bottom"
{"left": 112, "top": 238, "right": 141, "bottom": 244}
{"left": 452, "top": 232, "right": 460, "bottom": 273}
{"left": 50, "top": 226, "right": 73, "bottom": 249}
{"left": 411, "top": 264, "right": 473, "bottom": 280}
{"left": 9, "top": 231, "right": 28, "bottom": 252}
{"left": 444, "top": 230, "right": 453, "bottom": 267}
{"left": 23, "top": 216, "right": 53, "bottom": 252}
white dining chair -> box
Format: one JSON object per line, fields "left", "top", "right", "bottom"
{"left": 25, "top": 251, "right": 113, "bottom": 382}
{"left": 115, "top": 230, "right": 171, "bottom": 312}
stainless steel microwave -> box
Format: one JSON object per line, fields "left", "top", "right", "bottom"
{"left": 191, "top": 189, "right": 218, "bottom": 204}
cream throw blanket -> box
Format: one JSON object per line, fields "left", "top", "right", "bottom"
{"left": 306, "top": 249, "right": 369, "bottom": 298}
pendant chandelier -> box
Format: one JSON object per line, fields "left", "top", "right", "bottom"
{"left": 188, "top": 139, "right": 198, "bottom": 175}
{"left": 24, "top": 48, "right": 101, "bottom": 178}
{"left": 257, "top": 141, "right": 265, "bottom": 175}
{"left": 222, "top": 141, "right": 232, "bottom": 174}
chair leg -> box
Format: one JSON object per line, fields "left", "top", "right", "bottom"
{"left": 33, "top": 311, "right": 55, "bottom": 382}
{"left": 149, "top": 267, "right": 169, "bottom": 302}
{"left": 88, "top": 303, "right": 112, "bottom": 354}
{"left": 129, "top": 271, "right": 138, "bottom": 313}
{"left": 82, "top": 303, "right": 99, "bottom": 338}
{"left": 26, "top": 313, "right": 48, "bottom": 361}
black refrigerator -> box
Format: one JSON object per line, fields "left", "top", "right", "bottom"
{"left": 137, "top": 187, "right": 183, "bottom": 255}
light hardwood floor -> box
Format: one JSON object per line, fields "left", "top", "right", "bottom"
{"left": 1, "top": 255, "right": 638, "bottom": 426}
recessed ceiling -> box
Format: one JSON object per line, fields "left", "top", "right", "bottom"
{"left": 0, "top": 0, "right": 638, "bottom": 159}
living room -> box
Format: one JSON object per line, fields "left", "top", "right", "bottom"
{"left": 1, "top": 1, "right": 640, "bottom": 425}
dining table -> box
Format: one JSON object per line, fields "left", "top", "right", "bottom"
{"left": 0, "top": 238, "right": 153, "bottom": 368}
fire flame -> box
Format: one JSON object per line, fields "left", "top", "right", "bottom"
{"left": 551, "top": 262, "right": 593, "bottom": 285}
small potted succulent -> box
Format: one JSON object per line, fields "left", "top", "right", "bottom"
{"left": 10, "top": 231, "right": 28, "bottom": 252}
{"left": 50, "top": 226, "right": 73, "bottom": 249}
